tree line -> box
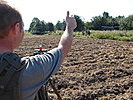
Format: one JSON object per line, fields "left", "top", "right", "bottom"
{"left": 29, "top": 12, "right": 133, "bottom": 34}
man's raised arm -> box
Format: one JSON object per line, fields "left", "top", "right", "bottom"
{"left": 58, "top": 11, "right": 77, "bottom": 60}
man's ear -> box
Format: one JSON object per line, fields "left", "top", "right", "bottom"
{"left": 14, "top": 23, "right": 21, "bottom": 34}
{"left": 10, "top": 23, "right": 21, "bottom": 36}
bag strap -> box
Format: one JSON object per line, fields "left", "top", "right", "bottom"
{"left": 0, "top": 52, "right": 27, "bottom": 95}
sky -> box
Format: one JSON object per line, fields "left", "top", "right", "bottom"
{"left": 5, "top": 0, "right": 133, "bottom": 30}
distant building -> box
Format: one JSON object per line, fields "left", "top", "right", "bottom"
{"left": 31, "top": 30, "right": 43, "bottom": 35}
{"left": 24, "top": 30, "right": 29, "bottom": 32}
{"left": 101, "top": 26, "right": 119, "bottom": 30}
{"left": 101, "top": 26, "right": 114, "bottom": 30}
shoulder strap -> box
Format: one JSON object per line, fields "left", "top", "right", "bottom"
{"left": 0, "top": 52, "right": 27, "bottom": 100}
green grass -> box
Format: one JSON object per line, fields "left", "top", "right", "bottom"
{"left": 27, "top": 30, "right": 133, "bottom": 42}
{"left": 47, "top": 30, "right": 63, "bottom": 36}
{"left": 89, "top": 30, "right": 133, "bottom": 42}
{"left": 24, "top": 32, "right": 31, "bottom": 34}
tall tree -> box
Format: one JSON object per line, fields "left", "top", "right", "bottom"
{"left": 47, "top": 22, "right": 54, "bottom": 32}
{"left": 91, "top": 16, "right": 104, "bottom": 30}
{"left": 28, "top": 17, "right": 41, "bottom": 32}
{"left": 55, "top": 21, "right": 62, "bottom": 30}
{"left": 126, "top": 15, "right": 133, "bottom": 30}
{"left": 103, "top": 12, "right": 109, "bottom": 18}
{"left": 29, "top": 17, "right": 49, "bottom": 34}
{"left": 74, "top": 15, "right": 85, "bottom": 31}
{"left": 84, "top": 22, "right": 93, "bottom": 30}
{"left": 55, "top": 20, "right": 66, "bottom": 31}
{"left": 91, "top": 12, "right": 120, "bottom": 30}
{"left": 62, "top": 20, "right": 66, "bottom": 31}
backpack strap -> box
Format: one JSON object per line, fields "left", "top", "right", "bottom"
{"left": 0, "top": 52, "right": 27, "bottom": 100}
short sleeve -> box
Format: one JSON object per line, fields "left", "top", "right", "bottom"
{"left": 20, "top": 48, "right": 62, "bottom": 100}
{"left": 40, "top": 47, "right": 63, "bottom": 78}
{"left": 26, "top": 47, "right": 62, "bottom": 82}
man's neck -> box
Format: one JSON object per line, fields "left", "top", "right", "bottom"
{"left": 0, "top": 39, "right": 13, "bottom": 53}
{"left": 0, "top": 47, "right": 12, "bottom": 53}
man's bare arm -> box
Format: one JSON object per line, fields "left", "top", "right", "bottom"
{"left": 58, "top": 11, "right": 77, "bottom": 60}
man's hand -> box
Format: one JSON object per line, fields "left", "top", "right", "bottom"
{"left": 58, "top": 11, "right": 77, "bottom": 60}
{"left": 66, "top": 11, "right": 77, "bottom": 30}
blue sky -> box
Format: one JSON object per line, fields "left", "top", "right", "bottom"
{"left": 6, "top": 0, "right": 133, "bottom": 30}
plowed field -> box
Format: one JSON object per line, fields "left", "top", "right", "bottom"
{"left": 15, "top": 34, "right": 133, "bottom": 100}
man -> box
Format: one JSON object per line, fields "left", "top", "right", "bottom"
{"left": 0, "top": 0, "right": 77, "bottom": 100}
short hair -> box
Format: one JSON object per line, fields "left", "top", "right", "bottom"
{"left": 0, "top": 0, "right": 23, "bottom": 38}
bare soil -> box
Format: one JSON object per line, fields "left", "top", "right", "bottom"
{"left": 15, "top": 34, "right": 133, "bottom": 100}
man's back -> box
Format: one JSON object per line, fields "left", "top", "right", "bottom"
{"left": 0, "top": 52, "right": 26, "bottom": 100}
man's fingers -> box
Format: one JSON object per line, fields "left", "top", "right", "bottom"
{"left": 67, "top": 11, "right": 69, "bottom": 18}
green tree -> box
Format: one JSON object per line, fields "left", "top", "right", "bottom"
{"left": 91, "top": 12, "right": 120, "bottom": 30}
{"left": 62, "top": 20, "right": 66, "bottom": 31}
{"left": 55, "top": 20, "right": 66, "bottom": 31}
{"left": 115, "top": 16, "right": 125, "bottom": 30}
{"left": 84, "top": 22, "right": 93, "bottom": 30}
{"left": 91, "top": 15, "right": 104, "bottom": 30}
{"left": 47, "top": 22, "right": 54, "bottom": 32}
{"left": 29, "top": 17, "right": 48, "bottom": 34}
{"left": 55, "top": 21, "right": 62, "bottom": 30}
{"left": 74, "top": 15, "right": 85, "bottom": 31}
{"left": 28, "top": 17, "right": 40, "bottom": 32}
{"left": 103, "top": 12, "right": 109, "bottom": 18}
{"left": 126, "top": 15, "right": 133, "bottom": 30}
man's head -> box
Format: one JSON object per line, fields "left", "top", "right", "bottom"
{"left": 0, "top": 0, "right": 24, "bottom": 51}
